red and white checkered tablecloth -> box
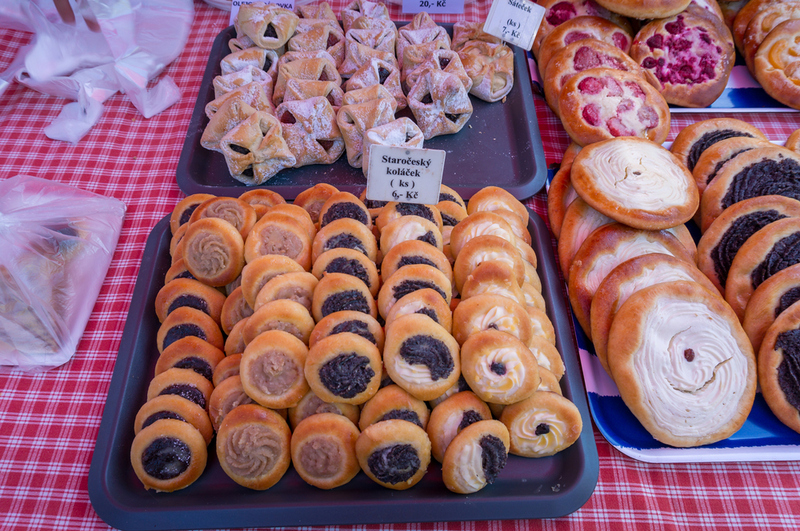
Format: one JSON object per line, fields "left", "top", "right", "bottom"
{"left": 1, "top": 1, "right": 800, "bottom": 530}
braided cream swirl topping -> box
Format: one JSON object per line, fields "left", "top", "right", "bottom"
{"left": 509, "top": 407, "right": 568, "bottom": 457}
{"left": 394, "top": 355, "right": 435, "bottom": 385}
{"left": 462, "top": 221, "right": 514, "bottom": 244}
{"left": 470, "top": 307, "right": 519, "bottom": 335}
{"left": 474, "top": 347, "right": 525, "bottom": 399}
{"left": 452, "top": 439, "right": 485, "bottom": 491}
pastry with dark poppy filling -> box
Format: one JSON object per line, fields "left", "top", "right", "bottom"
{"left": 305, "top": 332, "right": 382, "bottom": 405}
{"left": 442, "top": 419, "right": 509, "bottom": 494}
{"left": 359, "top": 384, "right": 431, "bottom": 431}
{"left": 312, "top": 272, "right": 377, "bottom": 322}
{"left": 313, "top": 248, "right": 380, "bottom": 297}
{"left": 131, "top": 418, "right": 207, "bottom": 492}
{"left": 355, "top": 418, "right": 431, "bottom": 490}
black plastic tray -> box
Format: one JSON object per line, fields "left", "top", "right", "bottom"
{"left": 176, "top": 25, "right": 547, "bottom": 200}
{"left": 88, "top": 208, "right": 598, "bottom": 530}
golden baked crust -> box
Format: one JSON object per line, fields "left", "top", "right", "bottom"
{"left": 154, "top": 335, "right": 225, "bottom": 384}
{"left": 355, "top": 418, "right": 431, "bottom": 490}
{"left": 359, "top": 384, "right": 430, "bottom": 431}
{"left": 670, "top": 117, "right": 767, "bottom": 172}
{"left": 336, "top": 98, "right": 396, "bottom": 168}
{"left": 242, "top": 299, "right": 315, "bottom": 344}
{"left": 182, "top": 218, "right": 245, "bottom": 287}
{"left": 556, "top": 197, "right": 613, "bottom": 278}
{"left": 499, "top": 391, "right": 582, "bottom": 457}
{"left": 287, "top": 389, "right": 361, "bottom": 430}
{"left": 378, "top": 264, "right": 451, "bottom": 320}
{"left": 692, "top": 136, "right": 774, "bottom": 198}
{"left": 426, "top": 391, "right": 491, "bottom": 463}
{"left": 533, "top": 0, "right": 633, "bottom": 58}
{"left": 758, "top": 299, "right": 800, "bottom": 434}
{"left": 311, "top": 217, "right": 378, "bottom": 263}
{"left": 453, "top": 235, "right": 525, "bottom": 294}
{"left": 450, "top": 211, "right": 516, "bottom": 259}
{"left": 452, "top": 294, "right": 535, "bottom": 348}
{"left": 441, "top": 419, "right": 510, "bottom": 494}
{"left": 753, "top": 19, "right": 800, "bottom": 110}
{"left": 131, "top": 419, "right": 207, "bottom": 492}
{"left": 305, "top": 332, "right": 382, "bottom": 405}
{"left": 744, "top": 262, "right": 800, "bottom": 354}
{"left": 379, "top": 215, "right": 444, "bottom": 255}
{"left": 290, "top": 413, "right": 361, "bottom": 489}
{"left": 594, "top": 0, "right": 690, "bottom": 19}
{"left": 240, "top": 329, "right": 309, "bottom": 409}
{"left": 786, "top": 128, "right": 800, "bottom": 153}
{"left": 309, "top": 309, "right": 385, "bottom": 350}
{"left": 383, "top": 288, "right": 453, "bottom": 334}
{"left": 212, "top": 353, "right": 242, "bottom": 386}
{"left": 460, "top": 260, "right": 525, "bottom": 306}
{"left": 240, "top": 254, "right": 305, "bottom": 309}
{"left": 294, "top": 183, "right": 339, "bottom": 225}
{"left": 155, "top": 278, "right": 227, "bottom": 326}
{"left": 311, "top": 272, "right": 377, "bottom": 322}
{"left": 312, "top": 247, "right": 380, "bottom": 297}
{"left": 134, "top": 395, "right": 214, "bottom": 446}
{"left": 156, "top": 306, "right": 225, "bottom": 355}
{"left": 208, "top": 375, "right": 254, "bottom": 431}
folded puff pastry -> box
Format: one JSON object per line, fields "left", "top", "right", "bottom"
{"left": 276, "top": 97, "right": 345, "bottom": 167}
{"left": 205, "top": 81, "right": 274, "bottom": 119}
{"left": 451, "top": 21, "right": 502, "bottom": 51}
{"left": 342, "top": 84, "right": 398, "bottom": 113}
{"left": 288, "top": 24, "right": 346, "bottom": 68}
{"left": 220, "top": 111, "right": 296, "bottom": 185}
{"left": 344, "top": 58, "right": 406, "bottom": 110}
{"left": 397, "top": 25, "right": 451, "bottom": 69}
{"left": 401, "top": 40, "right": 450, "bottom": 76}
{"left": 213, "top": 65, "right": 273, "bottom": 99}
{"left": 297, "top": 1, "right": 337, "bottom": 20}
{"left": 237, "top": 3, "right": 299, "bottom": 50}
{"left": 341, "top": 0, "right": 390, "bottom": 33}
{"left": 336, "top": 98, "right": 396, "bottom": 168}
{"left": 458, "top": 41, "right": 515, "bottom": 103}
{"left": 361, "top": 117, "right": 424, "bottom": 178}
{"left": 273, "top": 53, "right": 341, "bottom": 105}
{"left": 339, "top": 29, "right": 398, "bottom": 78}
{"left": 220, "top": 47, "right": 279, "bottom": 78}
{"left": 283, "top": 79, "right": 344, "bottom": 111}
{"left": 404, "top": 49, "right": 472, "bottom": 94}
{"left": 201, "top": 99, "right": 257, "bottom": 152}
{"left": 408, "top": 69, "right": 473, "bottom": 140}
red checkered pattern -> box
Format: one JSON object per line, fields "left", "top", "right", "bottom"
{"left": 1, "top": 1, "right": 800, "bottom": 530}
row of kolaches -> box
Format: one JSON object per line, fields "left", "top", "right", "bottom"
{"left": 130, "top": 183, "right": 582, "bottom": 493}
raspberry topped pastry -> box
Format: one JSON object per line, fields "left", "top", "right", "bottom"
{"left": 630, "top": 8, "right": 734, "bottom": 108}
{"left": 533, "top": 0, "right": 632, "bottom": 58}
{"left": 594, "top": 0, "right": 690, "bottom": 20}
{"left": 557, "top": 67, "right": 670, "bottom": 146}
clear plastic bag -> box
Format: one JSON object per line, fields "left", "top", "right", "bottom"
{"left": 0, "top": 175, "right": 126, "bottom": 371}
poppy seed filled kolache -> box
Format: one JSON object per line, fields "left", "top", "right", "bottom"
{"left": 147, "top": 367, "right": 215, "bottom": 412}
{"left": 130, "top": 418, "right": 208, "bottom": 492}
{"left": 154, "top": 278, "right": 227, "bottom": 326}
{"left": 375, "top": 201, "right": 443, "bottom": 233}
{"left": 304, "top": 332, "right": 382, "bottom": 405}
{"left": 311, "top": 217, "right": 378, "bottom": 263}
{"left": 309, "top": 310, "right": 385, "bottom": 351}
{"left": 312, "top": 272, "right": 377, "bottom": 322}
{"left": 318, "top": 191, "right": 372, "bottom": 229}
{"left": 691, "top": 136, "right": 774, "bottom": 198}
{"left": 380, "top": 239, "right": 453, "bottom": 286}
{"left": 156, "top": 306, "right": 224, "bottom": 355}
{"left": 441, "top": 419, "right": 510, "bottom": 494}
{"left": 383, "top": 288, "right": 453, "bottom": 334}
{"left": 170, "top": 193, "right": 214, "bottom": 235}
{"left": 377, "top": 263, "right": 452, "bottom": 320}
{"left": 133, "top": 394, "right": 214, "bottom": 446}
{"left": 154, "top": 336, "right": 226, "bottom": 383}
{"left": 758, "top": 300, "right": 800, "bottom": 434}
{"left": 356, "top": 418, "right": 432, "bottom": 490}
{"left": 312, "top": 248, "right": 380, "bottom": 297}
{"left": 670, "top": 117, "right": 767, "bottom": 173}
{"left": 744, "top": 263, "right": 800, "bottom": 354}
{"left": 358, "top": 384, "right": 431, "bottom": 431}
{"left": 426, "top": 390, "right": 492, "bottom": 463}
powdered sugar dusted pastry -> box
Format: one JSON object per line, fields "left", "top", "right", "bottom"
{"left": 451, "top": 21, "right": 502, "bottom": 51}
{"left": 533, "top": 0, "right": 633, "bottom": 58}
{"left": 294, "top": 183, "right": 339, "bottom": 224}
{"left": 442, "top": 419, "right": 509, "bottom": 494}
{"left": 383, "top": 288, "right": 454, "bottom": 334}
{"left": 379, "top": 215, "right": 444, "bottom": 254}
{"left": 311, "top": 218, "right": 378, "bottom": 263}
{"left": 744, "top": 263, "right": 800, "bottom": 354}
{"left": 407, "top": 69, "right": 473, "bottom": 140}
{"left": 237, "top": 3, "right": 298, "bottom": 49}
{"left": 558, "top": 68, "right": 671, "bottom": 146}
{"left": 243, "top": 213, "right": 313, "bottom": 269}
{"left": 243, "top": 299, "right": 315, "bottom": 344}
{"left": 341, "top": 0, "right": 391, "bottom": 33}
{"left": 452, "top": 294, "right": 535, "bottom": 348}
{"left": 607, "top": 281, "right": 756, "bottom": 447}
{"left": 288, "top": 23, "right": 345, "bottom": 68}
{"left": 455, "top": 41, "right": 514, "bottom": 103}
{"left": 337, "top": 98, "right": 396, "bottom": 169}
{"left": 453, "top": 235, "right": 525, "bottom": 294}
{"left": 378, "top": 264, "right": 452, "bottom": 320}
{"left": 213, "top": 65, "right": 273, "bottom": 103}
{"left": 220, "top": 47, "right": 279, "bottom": 77}
{"left": 309, "top": 310, "right": 385, "bottom": 351}
{"left": 753, "top": 19, "right": 800, "bottom": 110}
{"left": 426, "top": 391, "right": 492, "bottom": 463}
{"left": 208, "top": 375, "right": 255, "bottom": 431}
{"left": 305, "top": 332, "right": 382, "bottom": 405}
{"left": 276, "top": 97, "right": 345, "bottom": 167}
{"left": 670, "top": 117, "right": 767, "bottom": 173}
{"left": 344, "top": 57, "right": 407, "bottom": 110}
{"left": 282, "top": 79, "right": 345, "bottom": 112}
{"left": 240, "top": 330, "right": 309, "bottom": 409}
{"left": 298, "top": 1, "right": 337, "bottom": 20}
{"left": 405, "top": 49, "right": 473, "bottom": 95}
{"left": 290, "top": 413, "right": 361, "bottom": 489}
{"left": 397, "top": 22, "right": 451, "bottom": 70}
{"left": 570, "top": 137, "right": 698, "bottom": 230}
{"left": 499, "top": 391, "right": 583, "bottom": 457}
{"left": 206, "top": 81, "right": 274, "bottom": 119}
{"left": 182, "top": 218, "right": 245, "bottom": 287}
{"left": 287, "top": 389, "right": 361, "bottom": 430}
{"left": 590, "top": 253, "right": 719, "bottom": 374}
{"left": 131, "top": 419, "right": 207, "bottom": 492}
{"left": 356, "top": 418, "right": 431, "bottom": 490}
{"left": 216, "top": 404, "right": 292, "bottom": 490}
{"left": 384, "top": 314, "right": 461, "bottom": 401}
{"left": 362, "top": 117, "right": 424, "bottom": 178}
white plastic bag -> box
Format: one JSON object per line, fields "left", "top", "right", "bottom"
{"left": 0, "top": 175, "right": 126, "bottom": 371}
{"left": 0, "top": 0, "right": 194, "bottom": 143}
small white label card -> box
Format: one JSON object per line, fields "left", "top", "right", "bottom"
{"left": 366, "top": 146, "right": 446, "bottom": 205}
{"left": 230, "top": 0, "right": 296, "bottom": 26}
{"left": 401, "top": 0, "right": 465, "bottom": 15}
{"left": 483, "top": 0, "right": 545, "bottom": 51}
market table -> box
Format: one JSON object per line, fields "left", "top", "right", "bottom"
{"left": 2, "top": 1, "right": 800, "bottom": 530}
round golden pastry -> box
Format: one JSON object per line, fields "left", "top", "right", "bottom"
{"left": 208, "top": 374, "right": 255, "bottom": 431}
{"left": 377, "top": 264, "right": 452, "bottom": 320}
{"left": 383, "top": 313, "right": 461, "bottom": 401}
{"left": 570, "top": 137, "right": 698, "bottom": 230}
{"left": 449, "top": 211, "right": 516, "bottom": 259}
{"left": 744, "top": 262, "right": 800, "bottom": 353}
{"left": 239, "top": 329, "right": 309, "bottom": 409}
{"left": 522, "top": 283, "right": 547, "bottom": 313}
{"left": 438, "top": 201, "right": 468, "bottom": 244}
{"left": 318, "top": 191, "right": 372, "bottom": 229}
{"left": 224, "top": 318, "right": 248, "bottom": 356}
{"left": 743, "top": 2, "right": 800, "bottom": 73}
{"left": 312, "top": 248, "right": 381, "bottom": 297}
{"left": 461, "top": 330, "right": 540, "bottom": 405}
{"left": 499, "top": 391, "right": 583, "bottom": 458}
{"left": 460, "top": 260, "right": 526, "bottom": 306}
{"left": 525, "top": 306, "right": 556, "bottom": 346}
{"left": 426, "top": 391, "right": 492, "bottom": 463}
{"left": 786, "top": 128, "right": 800, "bottom": 153}
{"left": 311, "top": 272, "right": 377, "bottom": 322}
{"left": 359, "top": 384, "right": 431, "bottom": 431}
{"left": 291, "top": 413, "right": 361, "bottom": 489}
{"left": 383, "top": 288, "right": 454, "bottom": 334}
{"left": 311, "top": 217, "right": 379, "bottom": 263}
{"left": 154, "top": 336, "right": 226, "bottom": 383}
{"left": 546, "top": 163, "right": 579, "bottom": 241}
{"left": 453, "top": 235, "right": 525, "bottom": 294}
{"left": 156, "top": 306, "right": 224, "bottom": 355}
{"left": 732, "top": 0, "right": 774, "bottom": 53}
{"left": 358, "top": 189, "right": 388, "bottom": 220}
{"left": 131, "top": 418, "right": 208, "bottom": 492}
{"left": 594, "top": 0, "right": 690, "bottom": 19}
{"left": 182, "top": 217, "right": 245, "bottom": 287}
{"left": 242, "top": 299, "right": 315, "bottom": 345}
{"left": 556, "top": 197, "right": 613, "bottom": 278}
{"left": 375, "top": 202, "right": 443, "bottom": 233}
{"left": 309, "top": 309, "right": 385, "bottom": 350}
{"left": 607, "top": 281, "right": 757, "bottom": 447}
{"left": 253, "top": 271, "right": 319, "bottom": 312}
{"left": 287, "top": 389, "right": 361, "bottom": 430}
{"left": 532, "top": 0, "right": 633, "bottom": 58}
{"left": 670, "top": 117, "right": 768, "bottom": 173}
{"left": 697, "top": 195, "right": 800, "bottom": 294}
{"left": 239, "top": 254, "right": 305, "bottom": 309}
{"left": 133, "top": 394, "right": 214, "bottom": 446}
{"left": 355, "top": 418, "right": 432, "bottom": 490}
{"left": 164, "top": 258, "right": 193, "bottom": 285}
{"left": 189, "top": 196, "right": 258, "bottom": 241}
{"left": 438, "top": 184, "right": 466, "bottom": 208}
{"left": 238, "top": 188, "right": 286, "bottom": 219}
{"left": 220, "top": 286, "right": 254, "bottom": 336}
{"left": 692, "top": 136, "right": 774, "bottom": 198}
{"left": 441, "top": 419, "right": 509, "bottom": 494}
{"left": 527, "top": 335, "right": 565, "bottom": 380}
{"left": 537, "top": 367, "right": 562, "bottom": 395}
{"left": 380, "top": 239, "right": 453, "bottom": 286}
{"left": 452, "top": 294, "right": 535, "bottom": 347}
{"left": 466, "top": 186, "right": 529, "bottom": 224}
{"left": 305, "top": 332, "right": 383, "bottom": 405}
{"left": 216, "top": 404, "right": 292, "bottom": 490}
{"left": 558, "top": 68, "right": 671, "bottom": 147}
{"left": 212, "top": 353, "right": 242, "bottom": 386}
{"left": 170, "top": 193, "right": 215, "bottom": 235}
{"left": 493, "top": 208, "right": 532, "bottom": 246}
{"left": 244, "top": 212, "right": 313, "bottom": 270}
{"left": 757, "top": 300, "right": 800, "bottom": 434}
{"left": 379, "top": 215, "right": 444, "bottom": 254}
{"left": 590, "top": 253, "right": 719, "bottom": 374}
{"left": 753, "top": 19, "right": 800, "bottom": 110}
{"left": 267, "top": 204, "right": 317, "bottom": 242}
{"left": 294, "top": 183, "right": 339, "bottom": 224}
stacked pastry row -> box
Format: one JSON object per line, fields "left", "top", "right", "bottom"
{"left": 199, "top": 1, "right": 515, "bottom": 185}
{"left": 668, "top": 118, "right": 800, "bottom": 434}
{"left": 547, "top": 135, "right": 759, "bottom": 448}
{"left": 130, "top": 184, "right": 582, "bottom": 494}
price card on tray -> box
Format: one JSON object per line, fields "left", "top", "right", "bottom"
{"left": 366, "top": 146, "right": 446, "bottom": 205}
{"left": 483, "top": 0, "right": 545, "bottom": 50}
{"left": 401, "top": 0, "right": 465, "bottom": 15}
{"left": 230, "top": 0, "right": 296, "bottom": 26}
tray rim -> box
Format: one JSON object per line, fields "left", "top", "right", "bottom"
{"left": 175, "top": 24, "right": 548, "bottom": 201}
{"left": 87, "top": 206, "right": 598, "bottom": 530}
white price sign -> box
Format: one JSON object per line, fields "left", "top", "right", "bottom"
{"left": 366, "top": 146, "right": 446, "bottom": 205}
{"left": 401, "top": 0, "right": 465, "bottom": 15}
{"left": 483, "top": 0, "right": 545, "bottom": 50}
{"left": 230, "top": 0, "right": 296, "bottom": 26}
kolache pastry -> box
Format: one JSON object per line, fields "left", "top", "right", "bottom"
{"left": 312, "top": 272, "right": 377, "bottom": 322}
{"left": 787, "top": 129, "right": 800, "bottom": 153}
{"left": 532, "top": 0, "right": 632, "bottom": 58}
{"left": 154, "top": 336, "right": 226, "bottom": 382}
{"left": 546, "top": 162, "right": 579, "bottom": 240}
{"left": 219, "top": 112, "right": 297, "bottom": 186}
{"left": 567, "top": 223, "right": 695, "bottom": 339}
{"left": 216, "top": 404, "right": 292, "bottom": 490}
{"left": 441, "top": 419, "right": 509, "bottom": 495}
{"left": 590, "top": 253, "right": 719, "bottom": 374}
{"left": 344, "top": 58, "right": 406, "bottom": 111}
{"left": 741, "top": 2, "right": 800, "bottom": 73}
{"left": 696, "top": 195, "right": 800, "bottom": 294}
{"left": 242, "top": 299, "right": 315, "bottom": 345}
{"left": 361, "top": 117, "right": 424, "bottom": 179}
{"left": 758, "top": 299, "right": 800, "bottom": 434}
{"left": 219, "top": 46, "right": 278, "bottom": 78}
{"left": 459, "top": 261, "right": 526, "bottom": 306}
{"left": 276, "top": 97, "right": 345, "bottom": 167}
{"left": 404, "top": 49, "right": 472, "bottom": 94}
{"left": 208, "top": 375, "right": 255, "bottom": 432}
{"left": 377, "top": 264, "right": 452, "bottom": 320}
{"left": 556, "top": 197, "right": 613, "bottom": 278}
{"left": 287, "top": 389, "right": 361, "bottom": 430}
{"left": 131, "top": 418, "right": 208, "bottom": 492}
{"left": 273, "top": 52, "right": 341, "bottom": 105}
{"left": 359, "top": 384, "right": 431, "bottom": 430}
{"left": 336, "top": 97, "right": 396, "bottom": 168}
{"left": 305, "top": 332, "right": 382, "bottom": 405}
{"left": 212, "top": 353, "right": 241, "bottom": 386}
{"left": 692, "top": 136, "right": 774, "bottom": 197}
{"left": 670, "top": 117, "right": 768, "bottom": 173}
{"left": 557, "top": 67, "right": 671, "bottom": 146}
{"left": 201, "top": 99, "right": 258, "bottom": 153}
{"left": 437, "top": 201, "right": 468, "bottom": 244}
{"left": 155, "top": 278, "right": 227, "bottom": 326}
{"left": 467, "top": 187, "right": 528, "bottom": 224}
{"left": 455, "top": 41, "right": 515, "bottom": 103}
{"left": 182, "top": 218, "right": 245, "bottom": 287}
{"left": 744, "top": 263, "right": 800, "bottom": 353}
{"left": 319, "top": 191, "right": 372, "bottom": 229}
{"left": 407, "top": 70, "right": 473, "bottom": 140}
{"left": 356, "top": 418, "right": 431, "bottom": 491}
{"left": 570, "top": 137, "right": 698, "bottom": 230}
{"left": 312, "top": 248, "right": 380, "bottom": 297}
{"left": 156, "top": 306, "right": 224, "bottom": 355}
{"left": 607, "top": 281, "right": 757, "bottom": 447}
{"left": 239, "top": 189, "right": 286, "bottom": 218}
{"left": 239, "top": 329, "right": 309, "bottom": 409}
{"left": 134, "top": 394, "right": 214, "bottom": 446}
{"left": 451, "top": 21, "right": 501, "bottom": 52}
{"left": 311, "top": 217, "right": 378, "bottom": 263}
{"left": 287, "top": 24, "right": 346, "bottom": 68}
{"left": 375, "top": 201, "right": 443, "bottom": 233}
{"left": 205, "top": 82, "right": 273, "bottom": 119}
{"left": 499, "top": 391, "right": 583, "bottom": 458}
{"left": 526, "top": 335, "right": 565, "bottom": 381}
{"left": 243, "top": 212, "right": 313, "bottom": 269}
{"left": 699, "top": 146, "right": 800, "bottom": 232}
{"left": 460, "top": 330, "right": 540, "bottom": 405}
{"left": 290, "top": 413, "right": 361, "bottom": 489}
{"left": 426, "top": 390, "right": 492, "bottom": 463}
{"left": 449, "top": 211, "right": 516, "bottom": 258}
{"left": 725, "top": 217, "right": 800, "bottom": 320}
{"left": 753, "top": 19, "right": 800, "bottom": 110}
{"left": 380, "top": 239, "right": 453, "bottom": 286}
{"left": 453, "top": 235, "right": 525, "bottom": 294}
{"left": 294, "top": 183, "right": 339, "bottom": 225}
{"left": 732, "top": 0, "right": 773, "bottom": 53}
{"left": 383, "top": 314, "right": 461, "bottom": 401}
{"left": 595, "top": 0, "right": 692, "bottom": 19}
{"left": 147, "top": 367, "right": 215, "bottom": 412}
{"left": 379, "top": 215, "right": 444, "bottom": 255}
{"left": 309, "top": 310, "right": 385, "bottom": 351}
{"left": 383, "top": 288, "right": 453, "bottom": 334}
{"left": 237, "top": 3, "right": 298, "bottom": 50}
{"left": 253, "top": 271, "right": 319, "bottom": 311}
{"left": 267, "top": 204, "right": 317, "bottom": 241}
{"left": 224, "top": 318, "right": 249, "bottom": 357}
{"left": 629, "top": 7, "right": 735, "bottom": 108}
{"left": 452, "top": 294, "right": 535, "bottom": 348}
{"left": 170, "top": 194, "right": 215, "bottom": 235}
{"left": 240, "top": 254, "right": 305, "bottom": 310}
